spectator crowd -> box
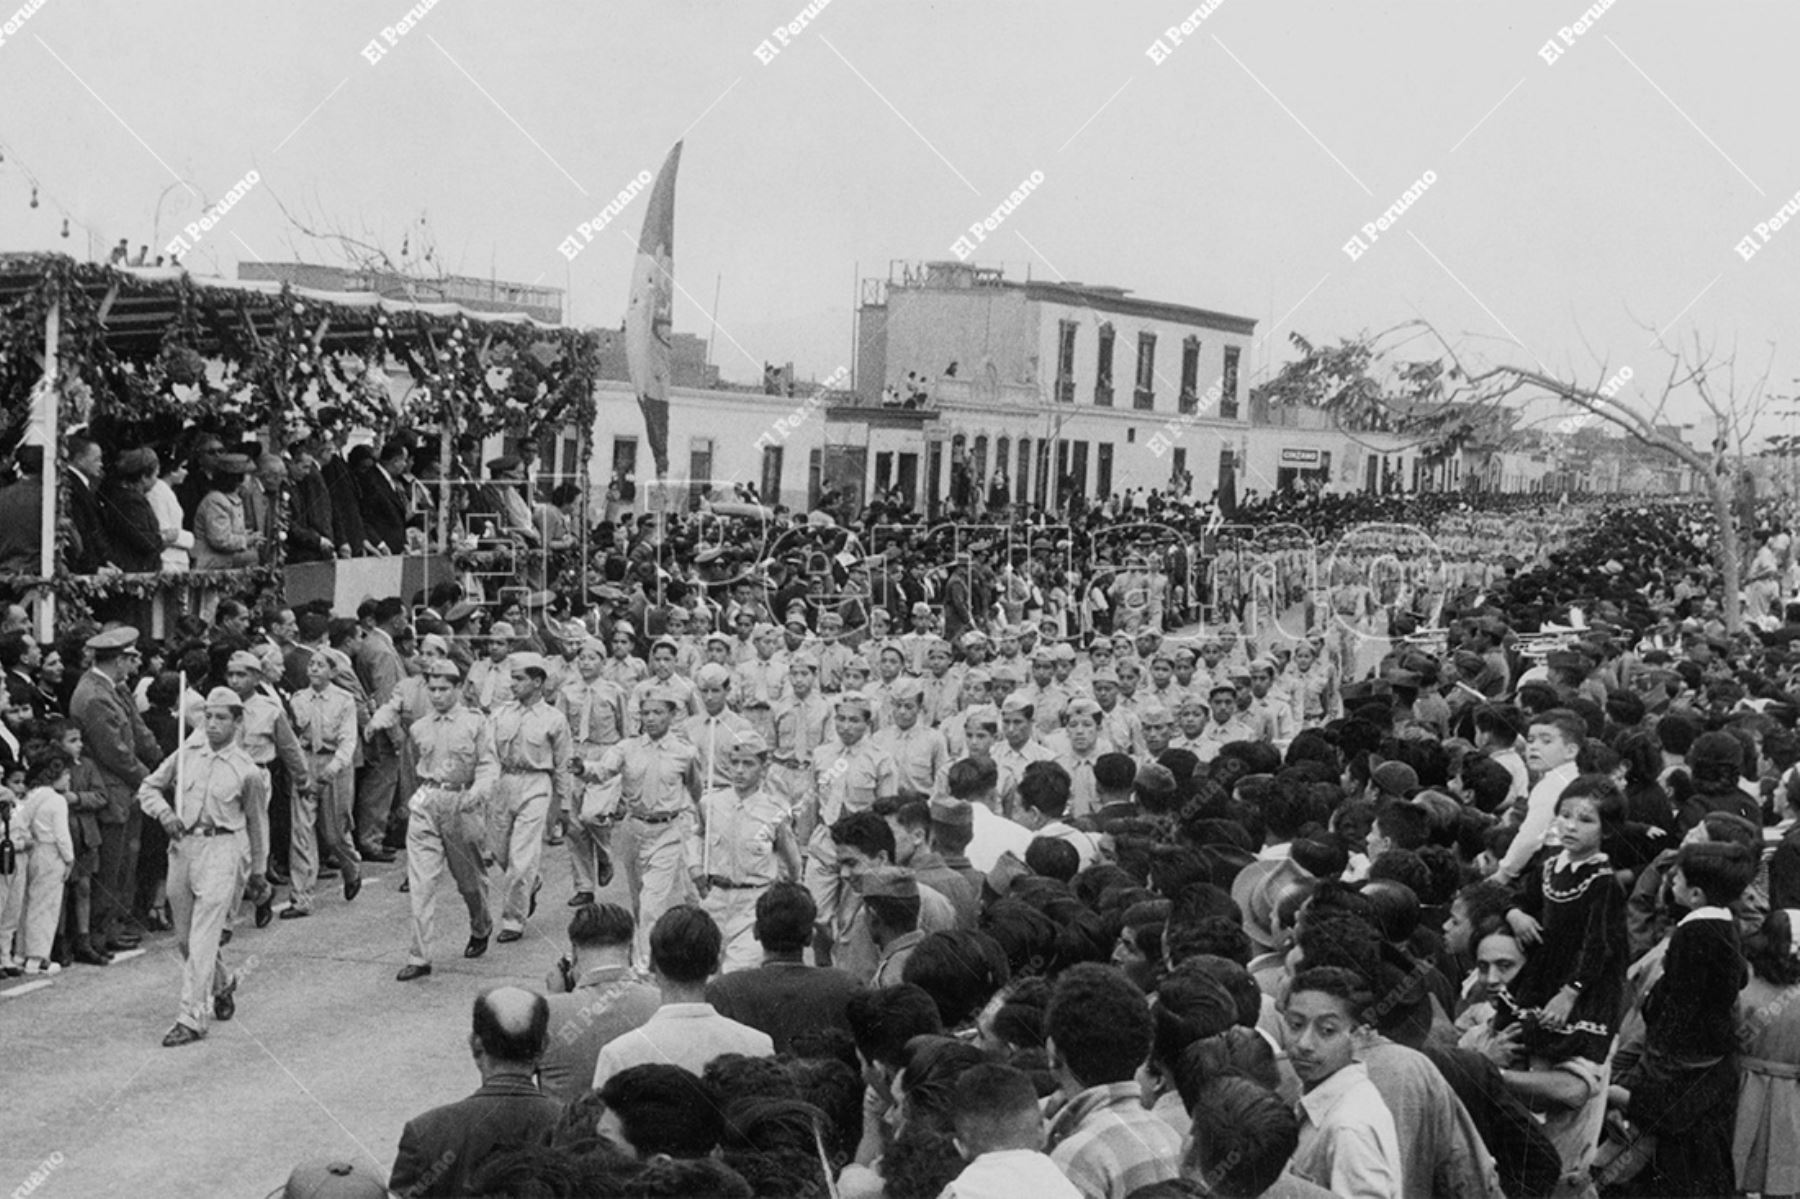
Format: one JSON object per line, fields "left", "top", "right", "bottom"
{"left": 5, "top": 436, "right": 1800, "bottom": 1198}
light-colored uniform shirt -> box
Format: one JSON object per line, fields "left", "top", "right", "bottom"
{"left": 290, "top": 684, "right": 360, "bottom": 782}
{"left": 409, "top": 706, "right": 498, "bottom": 795}
{"left": 770, "top": 693, "right": 833, "bottom": 765}
{"left": 598, "top": 734, "right": 701, "bottom": 819}
{"left": 489, "top": 698, "right": 571, "bottom": 806}
{"left": 691, "top": 785, "right": 791, "bottom": 885}
{"left": 810, "top": 737, "right": 899, "bottom": 827}
{"left": 680, "top": 708, "right": 755, "bottom": 792}
{"left": 137, "top": 735, "right": 269, "bottom": 864}
{"left": 871, "top": 722, "right": 949, "bottom": 797}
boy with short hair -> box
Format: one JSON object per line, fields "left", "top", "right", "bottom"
{"left": 944, "top": 1063, "right": 1080, "bottom": 1199}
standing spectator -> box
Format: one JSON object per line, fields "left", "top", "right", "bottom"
{"left": 192, "top": 454, "right": 262, "bottom": 570}
{"left": 284, "top": 432, "right": 337, "bottom": 562}
{"left": 72, "top": 627, "right": 158, "bottom": 954}
{"left": 1043, "top": 963, "right": 1182, "bottom": 1198}
{"left": 706, "top": 883, "right": 861, "bottom": 1053}
{"left": 943, "top": 1063, "right": 1081, "bottom": 1199}
{"left": 352, "top": 597, "right": 407, "bottom": 861}
{"left": 592, "top": 905, "right": 774, "bottom": 1088}
{"left": 1282, "top": 967, "right": 1404, "bottom": 1198}
{"left": 0, "top": 746, "right": 74, "bottom": 976}
{"left": 1735, "top": 908, "right": 1800, "bottom": 1198}
{"left": 98, "top": 448, "right": 165, "bottom": 573}
{"left": 242, "top": 453, "right": 287, "bottom": 563}
{"left": 389, "top": 986, "right": 562, "bottom": 1198}
{"left": 0, "top": 445, "right": 44, "bottom": 576}
{"left": 64, "top": 435, "right": 108, "bottom": 574}
{"left": 536, "top": 902, "right": 660, "bottom": 1104}
{"left": 315, "top": 410, "right": 372, "bottom": 557}
{"left": 359, "top": 440, "right": 412, "bottom": 556}
{"left": 144, "top": 447, "right": 194, "bottom": 572}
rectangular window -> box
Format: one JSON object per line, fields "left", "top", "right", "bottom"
{"left": 1056, "top": 320, "right": 1077, "bottom": 403}
{"left": 761, "top": 445, "right": 784, "bottom": 506}
{"left": 1096, "top": 442, "right": 1113, "bottom": 498}
{"left": 1171, "top": 446, "right": 1187, "bottom": 484}
{"left": 1220, "top": 345, "right": 1241, "bottom": 419}
{"left": 809, "top": 448, "right": 823, "bottom": 509}
{"left": 1016, "top": 439, "right": 1031, "bottom": 504}
{"left": 611, "top": 436, "right": 638, "bottom": 501}
{"left": 1095, "top": 324, "right": 1114, "bottom": 406}
{"left": 688, "top": 438, "right": 714, "bottom": 510}
{"left": 1070, "top": 440, "right": 1089, "bottom": 500}
{"left": 1134, "top": 332, "right": 1156, "bottom": 410}
{"left": 1179, "top": 336, "right": 1200, "bottom": 414}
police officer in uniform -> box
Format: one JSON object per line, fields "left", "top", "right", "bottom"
{"left": 137, "top": 687, "right": 271, "bottom": 1047}
{"left": 396, "top": 660, "right": 499, "bottom": 981}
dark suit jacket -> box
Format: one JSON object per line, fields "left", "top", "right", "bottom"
{"left": 70, "top": 671, "right": 158, "bottom": 822}
{"left": 65, "top": 470, "right": 105, "bottom": 573}
{"left": 389, "top": 1073, "right": 561, "bottom": 1198}
{"left": 0, "top": 476, "right": 42, "bottom": 575}
{"left": 99, "top": 480, "right": 164, "bottom": 573}
{"left": 704, "top": 957, "right": 860, "bottom": 1054}
{"left": 319, "top": 454, "right": 367, "bottom": 556}
{"left": 286, "top": 463, "right": 335, "bottom": 561}
{"left": 358, "top": 465, "right": 409, "bottom": 555}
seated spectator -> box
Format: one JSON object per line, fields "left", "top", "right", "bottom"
{"left": 597, "top": 1063, "right": 727, "bottom": 1159}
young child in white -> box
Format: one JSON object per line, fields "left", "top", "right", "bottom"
{"left": 0, "top": 749, "right": 74, "bottom": 975}
{"left": 943, "top": 1062, "right": 1080, "bottom": 1199}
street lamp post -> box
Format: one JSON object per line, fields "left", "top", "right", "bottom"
{"left": 151, "top": 179, "right": 207, "bottom": 261}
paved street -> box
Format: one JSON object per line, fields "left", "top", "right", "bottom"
{"left": 1, "top": 843, "right": 606, "bottom": 1198}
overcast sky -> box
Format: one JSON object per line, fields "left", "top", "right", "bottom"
{"left": 6, "top": 1, "right": 1797, "bottom": 440}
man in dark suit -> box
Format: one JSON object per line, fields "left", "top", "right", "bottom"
{"left": 316, "top": 410, "right": 372, "bottom": 558}
{"left": 704, "top": 882, "right": 860, "bottom": 1054}
{"left": 72, "top": 627, "right": 162, "bottom": 951}
{"left": 389, "top": 985, "right": 562, "bottom": 1197}
{"left": 0, "top": 446, "right": 45, "bottom": 576}
{"left": 65, "top": 434, "right": 108, "bottom": 573}
{"left": 358, "top": 440, "right": 412, "bottom": 555}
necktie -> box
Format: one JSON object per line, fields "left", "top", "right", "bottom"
{"left": 578, "top": 687, "right": 592, "bottom": 742}
{"left": 707, "top": 717, "right": 719, "bottom": 782}
{"left": 308, "top": 696, "right": 322, "bottom": 756}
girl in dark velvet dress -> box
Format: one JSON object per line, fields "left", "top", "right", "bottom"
{"left": 1497, "top": 774, "right": 1630, "bottom": 1066}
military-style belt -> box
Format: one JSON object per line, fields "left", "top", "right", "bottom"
{"left": 186, "top": 824, "right": 237, "bottom": 838}
{"left": 628, "top": 809, "right": 682, "bottom": 824}
{"left": 501, "top": 765, "right": 550, "bottom": 775}
{"left": 706, "top": 875, "right": 765, "bottom": 890}
{"left": 420, "top": 780, "right": 469, "bottom": 793}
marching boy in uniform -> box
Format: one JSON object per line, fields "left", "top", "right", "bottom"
{"left": 689, "top": 731, "right": 801, "bottom": 972}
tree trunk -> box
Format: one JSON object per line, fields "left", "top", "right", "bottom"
{"left": 1709, "top": 470, "right": 1743, "bottom": 634}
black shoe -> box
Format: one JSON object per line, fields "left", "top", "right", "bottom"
{"left": 220, "top": 929, "right": 232, "bottom": 946}
{"left": 73, "top": 940, "right": 111, "bottom": 967}
{"left": 254, "top": 900, "right": 274, "bottom": 929}
{"left": 398, "top": 878, "right": 410, "bottom": 893}
{"left": 528, "top": 878, "right": 543, "bottom": 918}
{"left": 362, "top": 848, "right": 397, "bottom": 864}
{"left": 464, "top": 935, "right": 489, "bottom": 959}
{"left": 344, "top": 872, "right": 362, "bottom": 903}
{"left": 495, "top": 929, "right": 523, "bottom": 944}
{"left": 214, "top": 979, "right": 236, "bottom": 1022}
{"left": 595, "top": 847, "right": 614, "bottom": 888}
{"left": 395, "top": 963, "right": 432, "bottom": 982}
{"left": 278, "top": 906, "right": 311, "bottom": 921}
{"left": 265, "top": 869, "right": 290, "bottom": 887}
{"left": 162, "top": 1024, "right": 204, "bottom": 1048}
{"left": 105, "top": 934, "right": 140, "bottom": 953}
{"left": 568, "top": 891, "right": 594, "bottom": 908}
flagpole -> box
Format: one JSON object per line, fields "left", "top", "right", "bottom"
{"left": 36, "top": 300, "right": 60, "bottom": 644}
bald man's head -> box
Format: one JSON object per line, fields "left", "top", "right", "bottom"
{"left": 471, "top": 985, "right": 549, "bottom": 1065}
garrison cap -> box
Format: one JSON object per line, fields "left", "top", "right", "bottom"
{"left": 226, "top": 651, "right": 265, "bottom": 676}
{"left": 87, "top": 627, "right": 139, "bottom": 653}
{"left": 857, "top": 866, "right": 919, "bottom": 900}
{"left": 203, "top": 686, "right": 244, "bottom": 713}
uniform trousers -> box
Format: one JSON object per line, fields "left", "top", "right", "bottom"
{"left": 1, "top": 846, "right": 68, "bottom": 961}
{"left": 489, "top": 773, "right": 552, "bottom": 933}
{"left": 167, "top": 831, "right": 246, "bottom": 1033}
{"left": 702, "top": 884, "right": 767, "bottom": 973}
{"left": 617, "top": 812, "right": 695, "bottom": 963}
{"left": 805, "top": 823, "right": 848, "bottom": 947}
{"left": 565, "top": 800, "right": 611, "bottom": 896}
{"left": 404, "top": 785, "right": 490, "bottom": 965}
{"left": 354, "top": 739, "right": 401, "bottom": 852}
{"left": 291, "top": 753, "right": 362, "bottom": 911}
